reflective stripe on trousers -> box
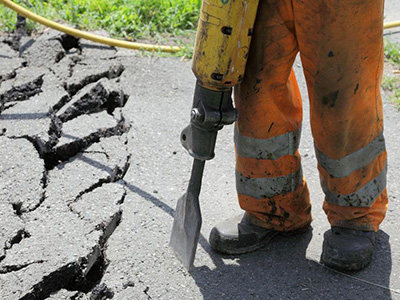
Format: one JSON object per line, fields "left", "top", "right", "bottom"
{"left": 234, "top": 0, "right": 387, "bottom": 232}
{"left": 235, "top": 119, "right": 312, "bottom": 231}
{"left": 316, "top": 132, "right": 387, "bottom": 208}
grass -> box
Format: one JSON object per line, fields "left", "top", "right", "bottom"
{"left": 384, "top": 38, "right": 400, "bottom": 68}
{"left": 382, "top": 75, "right": 400, "bottom": 103}
{"left": 383, "top": 38, "right": 400, "bottom": 107}
{"left": 2, "top": 2, "right": 400, "bottom": 71}
{"left": 0, "top": 0, "right": 201, "bottom": 55}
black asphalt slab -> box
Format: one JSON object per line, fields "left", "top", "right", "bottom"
{"left": 0, "top": 3, "right": 400, "bottom": 299}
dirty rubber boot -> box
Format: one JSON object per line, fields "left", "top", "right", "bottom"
{"left": 320, "top": 227, "right": 376, "bottom": 272}
{"left": 209, "top": 213, "right": 309, "bottom": 255}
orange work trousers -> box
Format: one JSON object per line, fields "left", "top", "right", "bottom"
{"left": 235, "top": 0, "right": 387, "bottom": 232}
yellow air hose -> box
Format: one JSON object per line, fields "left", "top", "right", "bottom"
{"left": 0, "top": 0, "right": 399, "bottom": 52}
{"left": 385, "top": 20, "right": 400, "bottom": 30}
{"left": 0, "top": 0, "right": 182, "bottom": 53}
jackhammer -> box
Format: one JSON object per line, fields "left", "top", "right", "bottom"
{"left": 170, "top": 0, "right": 260, "bottom": 271}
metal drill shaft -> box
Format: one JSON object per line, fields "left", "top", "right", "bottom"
{"left": 170, "top": 158, "right": 205, "bottom": 271}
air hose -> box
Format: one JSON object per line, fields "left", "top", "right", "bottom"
{"left": 0, "top": 0, "right": 399, "bottom": 53}
{"left": 0, "top": 0, "right": 182, "bottom": 53}
{"left": 385, "top": 20, "right": 400, "bottom": 30}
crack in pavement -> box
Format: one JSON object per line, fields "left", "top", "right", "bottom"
{"left": 65, "top": 211, "right": 123, "bottom": 294}
{"left": 0, "top": 69, "right": 17, "bottom": 84}
{"left": 2, "top": 34, "right": 24, "bottom": 52}
{"left": 0, "top": 60, "right": 28, "bottom": 91}
{"left": 1, "top": 229, "right": 31, "bottom": 263}
{"left": 45, "top": 117, "right": 130, "bottom": 170}
{"left": 52, "top": 94, "right": 71, "bottom": 113}
{"left": 0, "top": 75, "right": 44, "bottom": 105}
{"left": 20, "top": 262, "right": 81, "bottom": 300}
{"left": 58, "top": 34, "right": 81, "bottom": 53}
{"left": 4, "top": 189, "right": 127, "bottom": 299}
{"left": 2, "top": 102, "right": 18, "bottom": 112}
{"left": 4, "top": 229, "right": 31, "bottom": 251}
{"left": 64, "top": 64, "right": 125, "bottom": 97}
{"left": 144, "top": 286, "right": 153, "bottom": 300}
{"left": 68, "top": 156, "right": 131, "bottom": 220}
{"left": 83, "top": 150, "right": 110, "bottom": 159}
{"left": 20, "top": 169, "right": 49, "bottom": 215}
{"left": 59, "top": 81, "right": 129, "bottom": 122}
{"left": 0, "top": 30, "right": 134, "bottom": 299}
{"left": 0, "top": 260, "right": 45, "bottom": 274}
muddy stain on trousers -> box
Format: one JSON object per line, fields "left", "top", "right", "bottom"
{"left": 235, "top": 0, "right": 387, "bottom": 232}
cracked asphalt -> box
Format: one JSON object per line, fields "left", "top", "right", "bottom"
{"left": 1, "top": 3, "right": 400, "bottom": 299}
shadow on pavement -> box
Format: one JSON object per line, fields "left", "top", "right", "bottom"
{"left": 0, "top": 54, "right": 13, "bottom": 59}
{"left": 384, "top": 30, "right": 400, "bottom": 37}
{"left": 0, "top": 112, "right": 48, "bottom": 120}
{"left": 190, "top": 229, "right": 394, "bottom": 300}
{"left": 80, "top": 43, "right": 116, "bottom": 51}
{"left": 77, "top": 155, "right": 395, "bottom": 299}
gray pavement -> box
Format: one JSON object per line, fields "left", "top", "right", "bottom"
{"left": 0, "top": 3, "right": 400, "bottom": 299}
{"left": 385, "top": 1, "right": 400, "bottom": 44}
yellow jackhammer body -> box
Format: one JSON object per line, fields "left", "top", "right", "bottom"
{"left": 170, "top": 0, "right": 260, "bottom": 271}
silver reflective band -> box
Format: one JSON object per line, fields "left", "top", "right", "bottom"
{"left": 235, "top": 126, "right": 301, "bottom": 160}
{"left": 316, "top": 132, "right": 385, "bottom": 178}
{"left": 322, "top": 164, "right": 387, "bottom": 207}
{"left": 236, "top": 168, "right": 303, "bottom": 199}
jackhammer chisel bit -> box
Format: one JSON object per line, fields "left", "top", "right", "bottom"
{"left": 170, "top": 158, "right": 205, "bottom": 271}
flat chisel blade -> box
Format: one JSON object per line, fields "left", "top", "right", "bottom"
{"left": 170, "top": 159, "right": 205, "bottom": 271}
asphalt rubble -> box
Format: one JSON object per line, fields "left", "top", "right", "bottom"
{"left": 0, "top": 20, "right": 400, "bottom": 300}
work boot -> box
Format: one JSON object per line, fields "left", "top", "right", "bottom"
{"left": 209, "top": 213, "right": 310, "bottom": 255}
{"left": 320, "top": 227, "right": 376, "bottom": 272}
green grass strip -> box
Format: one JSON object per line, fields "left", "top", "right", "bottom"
{"left": 383, "top": 38, "right": 400, "bottom": 107}
{"left": 0, "top": 0, "right": 201, "bottom": 39}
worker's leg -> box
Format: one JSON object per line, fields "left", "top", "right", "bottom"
{"left": 294, "top": 0, "right": 387, "bottom": 270}
{"left": 209, "top": 0, "right": 311, "bottom": 255}
{"left": 234, "top": 0, "right": 312, "bottom": 232}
